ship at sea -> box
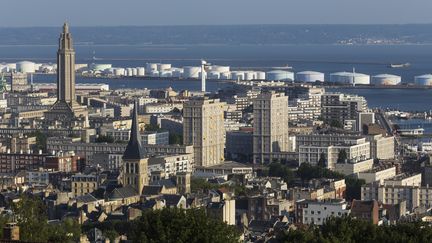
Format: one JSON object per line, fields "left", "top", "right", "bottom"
{"left": 389, "top": 63, "right": 410, "bottom": 68}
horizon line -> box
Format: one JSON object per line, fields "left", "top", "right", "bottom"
{"left": 1, "top": 23, "right": 432, "bottom": 28}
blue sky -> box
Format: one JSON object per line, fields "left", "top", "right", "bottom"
{"left": 2, "top": 0, "right": 432, "bottom": 26}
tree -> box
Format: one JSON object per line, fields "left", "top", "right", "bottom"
{"left": 128, "top": 208, "right": 240, "bottom": 243}
{"left": 13, "top": 195, "right": 50, "bottom": 242}
{"left": 317, "top": 152, "right": 327, "bottom": 168}
{"left": 278, "top": 216, "right": 432, "bottom": 243}
{"left": 29, "top": 131, "right": 47, "bottom": 152}
{"left": 169, "top": 133, "right": 183, "bottom": 145}
{"left": 330, "top": 119, "right": 344, "bottom": 128}
{"left": 345, "top": 176, "right": 366, "bottom": 201}
{"left": 12, "top": 195, "right": 80, "bottom": 242}
{"left": 268, "top": 162, "right": 295, "bottom": 185}
{"left": 337, "top": 149, "right": 348, "bottom": 164}
{"left": 145, "top": 123, "right": 163, "bottom": 132}
{"left": 96, "top": 135, "right": 115, "bottom": 143}
{"left": 0, "top": 214, "right": 10, "bottom": 239}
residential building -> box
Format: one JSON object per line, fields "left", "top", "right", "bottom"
{"left": 253, "top": 91, "right": 289, "bottom": 164}
{"left": 183, "top": 98, "right": 225, "bottom": 167}
{"left": 295, "top": 199, "right": 350, "bottom": 225}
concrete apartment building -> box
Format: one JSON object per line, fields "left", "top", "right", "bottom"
{"left": 321, "top": 93, "right": 368, "bottom": 127}
{"left": 361, "top": 183, "right": 432, "bottom": 211}
{"left": 253, "top": 91, "right": 289, "bottom": 164}
{"left": 295, "top": 199, "right": 350, "bottom": 225}
{"left": 183, "top": 98, "right": 225, "bottom": 167}
{"left": 148, "top": 154, "right": 194, "bottom": 177}
{"left": 366, "top": 134, "right": 395, "bottom": 160}
{"left": 335, "top": 159, "right": 374, "bottom": 175}
{"left": 358, "top": 166, "right": 397, "bottom": 184}
{"left": 299, "top": 139, "right": 370, "bottom": 170}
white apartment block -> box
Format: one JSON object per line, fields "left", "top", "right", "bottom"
{"left": 384, "top": 173, "right": 422, "bottom": 187}
{"left": 358, "top": 166, "right": 397, "bottom": 184}
{"left": 253, "top": 91, "right": 289, "bottom": 164}
{"left": 296, "top": 199, "right": 350, "bottom": 225}
{"left": 148, "top": 154, "right": 194, "bottom": 178}
{"left": 334, "top": 159, "right": 374, "bottom": 175}
{"left": 299, "top": 140, "right": 370, "bottom": 170}
{"left": 366, "top": 134, "right": 395, "bottom": 160}
{"left": 100, "top": 128, "right": 169, "bottom": 145}
{"left": 144, "top": 103, "right": 183, "bottom": 114}
{"left": 183, "top": 98, "right": 226, "bottom": 167}
{"left": 362, "top": 183, "right": 432, "bottom": 211}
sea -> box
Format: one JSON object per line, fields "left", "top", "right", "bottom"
{"left": 2, "top": 26, "right": 432, "bottom": 112}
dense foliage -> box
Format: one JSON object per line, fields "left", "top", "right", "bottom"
{"left": 12, "top": 195, "right": 81, "bottom": 242}
{"left": 278, "top": 216, "right": 432, "bottom": 243}
{"left": 169, "top": 133, "right": 183, "bottom": 145}
{"left": 83, "top": 208, "right": 240, "bottom": 243}
{"left": 268, "top": 162, "right": 295, "bottom": 185}
{"left": 95, "top": 135, "right": 115, "bottom": 143}
{"left": 296, "top": 163, "right": 344, "bottom": 181}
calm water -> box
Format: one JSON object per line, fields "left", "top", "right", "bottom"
{"left": 3, "top": 44, "right": 432, "bottom": 111}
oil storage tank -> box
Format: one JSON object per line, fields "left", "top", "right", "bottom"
{"left": 415, "top": 74, "right": 432, "bottom": 86}
{"left": 372, "top": 74, "right": 401, "bottom": 85}
{"left": 329, "top": 72, "right": 370, "bottom": 85}
{"left": 266, "top": 70, "right": 294, "bottom": 81}
{"left": 296, "top": 71, "right": 324, "bottom": 82}
{"left": 183, "top": 66, "right": 200, "bottom": 78}
{"left": 16, "top": 61, "right": 36, "bottom": 73}
{"left": 146, "top": 63, "right": 159, "bottom": 74}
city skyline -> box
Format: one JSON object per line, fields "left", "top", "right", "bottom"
{"left": 1, "top": 0, "right": 432, "bottom": 27}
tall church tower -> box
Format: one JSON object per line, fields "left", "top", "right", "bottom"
{"left": 122, "top": 101, "right": 148, "bottom": 195}
{"left": 57, "top": 23, "right": 79, "bottom": 107}
{"left": 45, "top": 23, "right": 87, "bottom": 125}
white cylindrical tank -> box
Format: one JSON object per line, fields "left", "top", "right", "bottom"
{"left": 172, "top": 68, "right": 184, "bottom": 78}
{"left": 296, "top": 71, "right": 325, "bottom": 82}
{"left": 132, "top": 68, "right": 138, "bottom": 76}
{"left": 220, "top": 72, "right": 231, "bottom": 80}
{"left": 16, "top": 61, "right": 36, "bottom": 73}
{"left": 6, "top": 63, "right": 16, "bottom": 71}
{"left": 210, "top": 65, "right": 230, "bottom": 73}
{"left": 256, "top": 71, "right": 266, "bottom": 80}
{"left": 266, "top": 70, "right": 294, "bottom": 81}
{"left": 208, "top": 71, "right": 220, "bottom": 79}
{"left": 329, "top": 72, "right": 370, "bottom": 85}
{"left": 146, "top": 63, "right": 159, "bottom": 74}
{"left": 244, "top": 72, "right": 256, "bottom": 80}
{"left": 157, "top": 63, "right": 171, "bottom": 72}
{"left": 90, "top": 63, "right": 112, "bottom": 71}
{"left": 372, "top": 74, "right": 401, "bottom": 85}
{"left": 114, "top": 68, "right": 125, "bottom": 76}
{"left": 125, "top": 68, "right": 133, "bottom": 77}
{"left": 160, "top": 71, "right": 172, "bottom": 77}
{"left": 150, "top": 70, "right": 160, "bottom": 77}
{"left": 137, "top": 67, "right": 145, "bottom": 76}
{"left": 231, "top": 71, "right": 245, "bottom": 80}
{"left": 183, "top": 66, "right": 200, "bottom": 78}
{"left": 415, "top": 74, "right": 432, "bottom": 86}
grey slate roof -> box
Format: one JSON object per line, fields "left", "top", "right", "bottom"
{"left": 123, "top": 101, "right": 145, "bottom": 160}
{"left": 108, "top": 185, "right": 138, "bottom": 200}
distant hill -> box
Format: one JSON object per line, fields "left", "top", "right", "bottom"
{"left": 1, "top": 25, "right": 432, "bottom": 45}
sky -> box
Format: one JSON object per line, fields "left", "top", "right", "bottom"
{"left": 2, "top": 0, "right": 432, "bottom": 27}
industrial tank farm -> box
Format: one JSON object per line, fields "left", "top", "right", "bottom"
{"left": 329, "top": 72, "right": 370, "bottom": 85}
{"left": 296, "top": 71, "right": 324, "bottom": 82}
{"left": 415, "top": 74, "right": 432, "bottom": 86}
{"left": 16, "top": 61, "right": 36, "bottom": 73}
{"left": 371, "top": 74, "right": 401, "bottom": 85}
{"left": 266, "top": 70, "right": 294, "bottom": 81}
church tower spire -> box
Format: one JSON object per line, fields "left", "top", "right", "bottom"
{"left": 122, "top": 101, "right": 148, "bottom": 194}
